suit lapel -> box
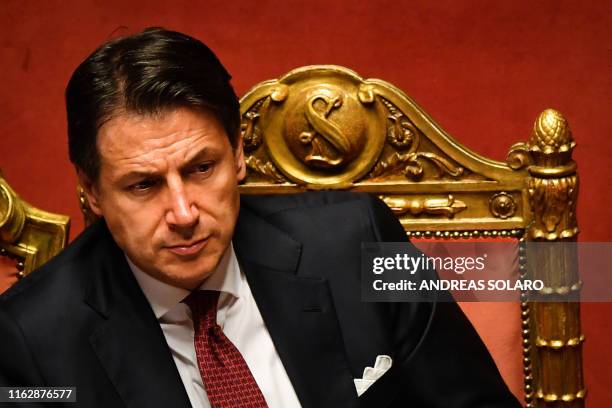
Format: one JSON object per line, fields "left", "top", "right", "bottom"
{"left": 83, "top": 222, "right": 191, "bottom": 408}
{"left": 234, "top": 205, "right": 359, "bottom": 408}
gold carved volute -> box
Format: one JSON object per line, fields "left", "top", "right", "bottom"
{"left": 0, "top": 176, "right": 26, "bottom": 244}
{"left": 0, "top": 172, "right": 70, "bottom": 276}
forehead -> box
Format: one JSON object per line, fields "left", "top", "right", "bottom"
{"left": 96, "top": 108, "right": 230, "bottom": 166}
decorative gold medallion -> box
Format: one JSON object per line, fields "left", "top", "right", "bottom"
{"left": 489, "top": 192, "right": 517, "bottom": 219}
{"left": 241, "top": 67, "right": 386, "bottom": 187}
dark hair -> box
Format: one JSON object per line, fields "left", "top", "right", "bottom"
{"left": 66, "top": 27, "right": 240, "bottom": 181}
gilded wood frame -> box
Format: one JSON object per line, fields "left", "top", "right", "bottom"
{"left": 0, "top": 173, "right": 70, "bottom": 277}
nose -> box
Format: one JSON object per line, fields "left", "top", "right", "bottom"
{"left": 165, "top": 181, "right": 199, "bottom": 230}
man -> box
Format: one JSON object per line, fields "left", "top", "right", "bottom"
{"left": 0, "top": 28, "right": 520, "bottom": 407}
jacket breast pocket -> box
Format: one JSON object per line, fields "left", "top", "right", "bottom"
{"left": 357, "top": 364, "right": 402, "bottom": 408}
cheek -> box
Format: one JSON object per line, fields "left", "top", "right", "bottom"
{"left": 100, "top": 199, "right": 163, "bottom": 251}
{"left": 197, "top": 182, "right": 240, "bottom": 235}
{"left": 200, "top": 198, "right": 238, "bottom": 230}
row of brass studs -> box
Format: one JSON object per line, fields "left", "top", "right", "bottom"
{"left": 519, "top": 239, "right": 534, "bottom": 407}
{"left": 0, "top": 246, "right": 26, "bottom": 278}
{"left": 405, "top": 229, "right": 524, "bottom": 239}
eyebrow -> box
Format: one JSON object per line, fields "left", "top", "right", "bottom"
{"left": 115, "top": 146, "right": 215, "bottom": 186}
{"left": 182, "top": 146, "right": 213, "bottom": 169}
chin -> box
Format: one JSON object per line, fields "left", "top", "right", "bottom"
{"left": 168, "top": 260, "right": 220, "bottom": 287}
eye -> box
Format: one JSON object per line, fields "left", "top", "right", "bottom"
{"left": 196, "top": 163, "right": 212, "bottom": 173}
{"left": 191, "top": 161, "right": 214, "bottom": 177}
{"left": 128, "top": 179, "right": 157, "bottom": 192}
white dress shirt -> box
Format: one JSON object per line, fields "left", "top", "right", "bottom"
{"left": 127, "top": 244, "right": 302, "bottom": 408}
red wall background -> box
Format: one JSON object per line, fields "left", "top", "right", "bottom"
{"left": 1, "top": 0, "right": 610, "bottom": 405}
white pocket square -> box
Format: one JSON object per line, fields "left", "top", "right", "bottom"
{"left": 353, "top": 355, "right": 392, "bottom": 396}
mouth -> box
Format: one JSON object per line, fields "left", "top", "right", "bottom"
{"left": 164, "top": 238, "right": 208, "bottom": 257}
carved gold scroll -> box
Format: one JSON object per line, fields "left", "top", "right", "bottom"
{"left": 239, "top": 66, "right": 528, "bottom": 230}
{"left": 0, "top": 172, "right": 70, "bottom": 278}
{"left": 238, "top": 66, "right": 584, "bottom": 407}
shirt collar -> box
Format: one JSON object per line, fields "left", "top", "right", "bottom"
{"left": 127, "top": 243, "right": 242, "bottom": 319}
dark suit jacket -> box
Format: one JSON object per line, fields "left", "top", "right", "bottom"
{"left": 0, "top": 191, "right": 520, "bottom": 407}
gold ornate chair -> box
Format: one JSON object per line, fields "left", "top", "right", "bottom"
{"left": 0, "top": 172, "right": 70, "bottom": 293}
{"left": 238, "top": 66, "right": 584, "bottom": 407}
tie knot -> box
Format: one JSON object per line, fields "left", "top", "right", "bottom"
{"left": 183, "top": 290, "right": 220, "bottom": 331}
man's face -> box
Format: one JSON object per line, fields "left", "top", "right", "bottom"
{"left": 80, "top": 108, "right": 245, "bottom": 290}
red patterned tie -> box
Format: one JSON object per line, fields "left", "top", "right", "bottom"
{"left": 184, "top": 290, "right": 268, "bottom": 408}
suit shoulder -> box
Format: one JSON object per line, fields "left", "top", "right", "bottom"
{"left": 240, "top": 190, "right": 377, "bottom": 216}
{"left": 239, "top": 190, "right": 405, "bottom": 244}
{"left": 0, "top": 220, "right": 111, "bottom": 311}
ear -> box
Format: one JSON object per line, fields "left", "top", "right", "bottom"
{"left": 76, "top": 168, "right": 104, "bottom": 217}
{"left": 233, "top": 136, "right": 247, "bottom": 182}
